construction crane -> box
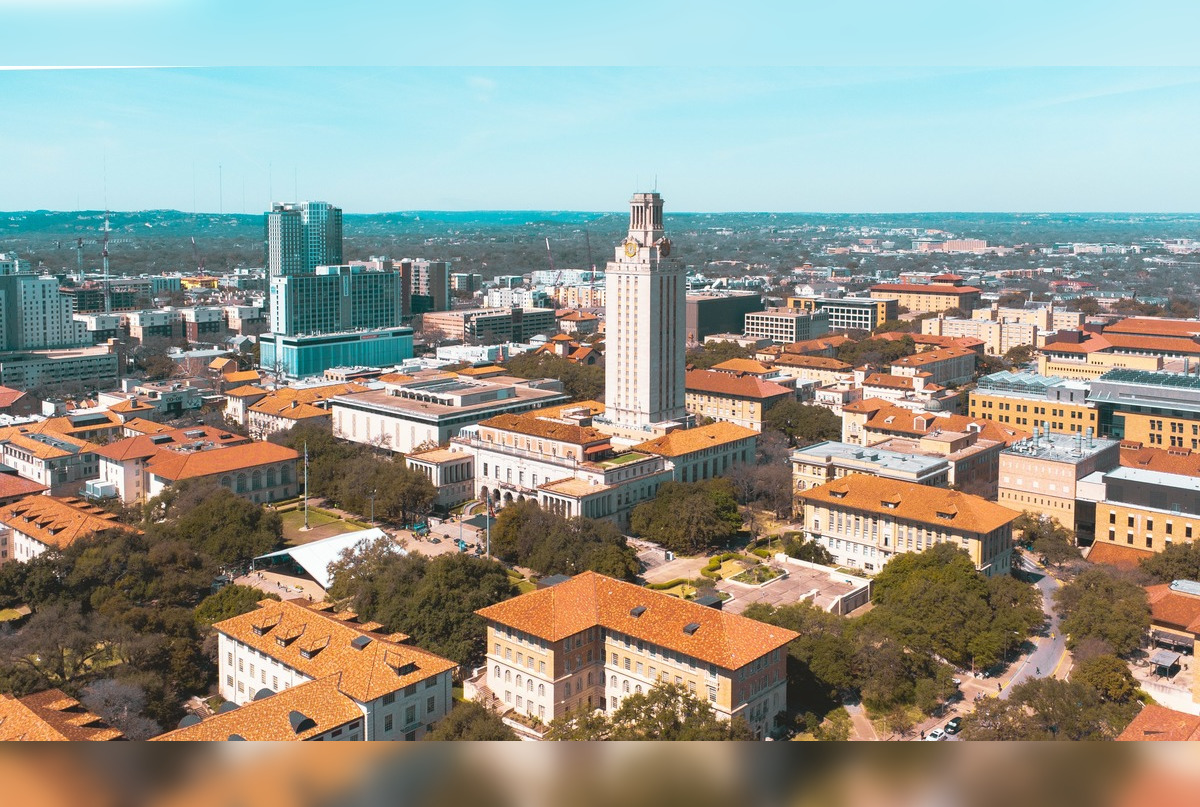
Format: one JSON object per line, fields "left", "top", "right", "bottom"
{"left": 101, "top": 214, "right": 111, "bottom": 314}
{"left": 190, "top": 237, "right": 206, "bottom": 273}
{"left": 545, "top": 237, "right": 561, "bottom": 286}
{"left": 584, "top": 229, "right": 596, "bottom": 309}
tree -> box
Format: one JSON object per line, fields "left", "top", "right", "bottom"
{"left": 960, "top": 677, "right": 1138, "bottom": 741}
{"left": 152, "top": 480, "right": 283, "bottom": 565}
{"left": 327, "top": 541, "right": 514, "bottom": 669}
{"left": 630, "top": 479, "right": 744, "bottom": 555}
{"left": 1013, "top": 512, "right": 1080, "bottom": 568}
{"left": 1139, "top": 541, "right": 1200, "bottom": 584}
{"left": 549, "top": 683, "right": 755, "bottom": 740}
{"left": 1055, "top": 568, "right": 1150, "bottom": 657}
{"left": 780, "top": 532, "right": 834, "bottom": 565}
{"left": 424, "top": 700, "right": 517, "bottom": 740}
{"left": 686, "top": 340, "right": 752, "bottom": 369}
{"left": 195, "top": 585, "right": 279, "bottom": 628}
{"left": 762, "top": 401, "right": 841, "bottom": 446}
{"left": 1004, "top": 344, "right": 1035, "bottom": 365}
{"left": 80, "top": 679, "right": 162, "bottom": 740}
{"left": 0, "top": 603, "right": 120, "bottom": 691}
{"left": 490, "top": 500, "right": 640, "bottom": 581}
{"left": 504, "top": 351, "right": 604, "bottom": 402}
{"left": 872, "top": 319, "right": 914, "bottom": 334}
{"left": 864, "top": 544, "right": 1042, "bottom": 671}
{"left": 1073, "top": 654, "right": 1138, "bottom": 704}
{"left": 837, "top": 335, "right": 916, "bottom": 368}
{"left": 1069, "top": 296, "right": 1102, "bottom": 316}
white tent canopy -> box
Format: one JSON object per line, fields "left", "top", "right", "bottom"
{"left": 253, "top": 528, "right": 404, "bottom": 590}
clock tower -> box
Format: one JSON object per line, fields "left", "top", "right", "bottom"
{"left": 601, "top": 192, "right": 688, "bottom": 437}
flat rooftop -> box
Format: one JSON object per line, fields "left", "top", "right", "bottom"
{"left": 792, "top": 440, "right": 948, "bottom": 475}
{"left": 1000, "top": 430, "right": 1119, "bottom": 464}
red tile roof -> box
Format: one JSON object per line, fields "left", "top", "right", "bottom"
{"left": 476, "top": 571, "right": 798, "bottom": 670}
{"left": 870, "top": 283, "right": 982, "bottom": 295}
{"left": 800, "top": 474, "right": 1020, "bottom": 534}
{"left": 0, "top": 474, "right": 48, "bottom": 501}
{"left": 1116, "top": 705, "right": 1200, "bottom": 741}
{"left": 0, "top": 386, "right": 29, "bottom": 409}
{"left": 633, "top": 422, "right": 757, "bottom": 458}
{"left": 1119, "top": 443, "right": 1200, "bottom": 477}
{"left": 1085, "top": 541, "right": 1149, "bottom": 571}
{"left": 685, "top": 369, "right": 794, "bottom": 400}
{"left": 1108, "top": 317, "right": 1200, "bottom": 337}
{"left": 1103, "top": 332, "right": 1200, "bottom": 356}
{"left": 0, "top": 689, "right": 123, "bottom": 741}
{"left": 146, "top": 441, "right": 299, "bottom": 481}
{"left": 0, "top": 495, "right": 137, "bottom": 551}
{"left": 1146, "top": 583, "right": 1200, "bottom": 633}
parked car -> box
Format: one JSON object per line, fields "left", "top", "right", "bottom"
{"left": 924, "top": 728, "right": 947, "bottom": 741}
{"left": 945, "top": 717, "right": 962, "bottom": 735}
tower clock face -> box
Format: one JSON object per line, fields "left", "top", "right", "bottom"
{"left": 624, "top": 239, "right": 639, "bottom": 258}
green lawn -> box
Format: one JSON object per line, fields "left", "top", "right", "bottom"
{"left": 281, "top": 508, "right": 361, "bottom": 545}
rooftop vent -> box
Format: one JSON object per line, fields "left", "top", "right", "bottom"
{"left": 288, "top": 710, "right": 316, "bottom": 734}
{"left": 630, "top": 606, "right": 647, "bottom": 618}
{"left": 351, "top": 635, "right": 372, "bottom": 651}
{"left": 682, "top": 622, "right": 701, "bottom": 636}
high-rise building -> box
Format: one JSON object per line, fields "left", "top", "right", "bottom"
{"left": 0, "top": 255, "right": 88, "bottom": 352}
{"left": 399, "top": 259, "right": 450, "bottom": 313}
{"left": 601, "top": 193, "right": 687, "bottom": 436}
{"left": 264, "top": 202, "right": 343, "bottom": 276}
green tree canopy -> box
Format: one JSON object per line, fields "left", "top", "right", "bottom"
{"left": 195, "top": 585, "right": 279, "bottom": 628}
{"left": 490, "top": 500, "right": 640, "bottom": 581}
{"left": 1139, "top": 541, "right": 1200, "bottom": 584}
{"left": 503, "top": 351, "right": 604, "bottom": 401}
{"left": 863, "top": 543, "right": 1043, "bottom": 671}
{"left": 1055, "top": 568, "right": 1150, "bottom": 657}
{"left": 837, "top": 335, "right": 916, "bottom": 368}
{"left": 425, "top": 700, "right": 517, "bottom": 740}
{"left": 762, "top": 401, "right": 841, "bottom": 446}
{"left": 960, "top": 676, "right": 1140, "bottom": 741}
{"left": 327, "top": 539, "right": 514, "bottom": 668}
{"left": 549, "top": 683, "right": 755, "bottom": 740}
{"left": 685, "top": 340, "right": 752, "bottom": 369}
{"left": 1013, "top": 512, "right": 1080, "bottom": 568}
{"left": 630, "top": 478, "right": 744, "bottom": 555}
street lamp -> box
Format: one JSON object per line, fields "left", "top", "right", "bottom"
{"left": 370, "top": 489, "right": 376, "bottom": 526}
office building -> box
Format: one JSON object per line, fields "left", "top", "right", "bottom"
{"left": 786, "top": 296, "right": 897, "bottom": 332}
{"left": 202, "top": 598, "right": 456, "bottom": 740}
{"left": 684, "top": 368, "right": 794, "bottom": 433}
{"left": 259, "top": 327, "right": 413, "bottom": 379}
{"left": 600, "top": 193, "right": 688, "bottom": 437}
{"left": 269, "top": 265, "right": 404, "bottom": 336}
{"left": 265, "top": 202, "right": 343, "bottom": 276}
{"left": 997, "top": 428, "right": 1119, "bottom": 530}
{"left": 1090, "top": 369, "right": 1200, "bottom": 449}
{"left": 0, "top": 495, "right": 136, "bottom": 565}
{"left": 791, "top": 440, "right": 951, "bottom": 497}
{"left": 969, "top": 371, "right": 1097, "bottom": 434}
{"left": 401, "top": 259, "right": 451, "bottom": 313}
{"left": 331, "top": 370, "right": 570, "bottom": 455}
{"left": 450, "top": 273, "right": 483, "bottom": 294}
{"left": 888, "top": 346, "right": 977, "bottom": 387}
{"left": 0, "top": 347, "right": 119, "bottom": 390}
{"left": 471, "top": 571, "right": 798, "bottom": 739}
{"left": 799, "top": 475, "right": 1019, "bottom": 577}
{"left": 743, "top": 309, "right": 830, "bottom": 344}
{"left": 421, "top": 307, "right": 556, "bottom": 344}
{"left": 869, "top": 280, "right": 982, "bottom": 313}
{"left": 685, "top": 291, "right": 764, "bottom": 342}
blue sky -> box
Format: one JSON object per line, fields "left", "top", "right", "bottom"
{"left": 2, "top": 3, "right": 1199, "bottom": 213}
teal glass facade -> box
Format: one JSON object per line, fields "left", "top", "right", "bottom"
{"left": 259, "top": 328, "right": 413, "bottom": 378}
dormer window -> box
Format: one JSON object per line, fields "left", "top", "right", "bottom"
{"left": 630, "top": 606, "right": 647, "bottom": 618}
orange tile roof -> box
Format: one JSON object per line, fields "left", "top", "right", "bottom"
{"left": 476, "top": 571, "right": 798, "bottom": 670}
{"left": 710, "top": 358, "right": 776, "bottom": 375}
{"left": 1085, "top": 542, "right": 1149, "bottom": 572}
{"left": 1117, "top": 704, "right": 1200, "bottom": 741}
{"left": 860, "top": 403, "right": 1029, "bottom": 445}
{"left": 633, "top": 422, "right": 758, "bottom": 458}
{"left": 0, "top": 689, "right": 123, "bottom": 741}
{"left": 863, "top": 373, "right": 930, "bottom": 390}
{"left": 209, "top": 357, "right": 237, "bottom": 372}
{"left": 455, "top": 365, "right": 506, "bottom": 377}
{"left": 800, "top": 474, "right": 1020, "bottom": 534}
{"left": 0, "top": 474, "right": 47, "bottom": 501}
{"left": 214, "top": 599, "right": 457, "bottom": 702}
{"left": 1, "top": 431, "right": 97, "bottom": 460}
{"left": 776, "top": 335, "right": 852, "bottom": 355}
{"left": 108, "top": 398, "right": 157, "bottom": 414}
{"left": 0, "top": 386, "right": 29, "bottom": 408}
{"left": 152, "top": 675, "right": 363, "bottom": 742}
{"left": 1146, "top": 584, "right": 1200, "bottom": 633}
{"left": 1119, "top": 443, "right": 1200, "bottom": 477}
{"left": 685, "top": 369, "right": 793, "bottom": 400}
{"left": 224, "top": 385, "right": 269, "bottom": 398}
{"left": 122, "top": 418, "right": 175, "bottom": 435}
{"left": 842, "top": 397, "right": 893, "bottom": 415}
{"left": 1108, "top": 317, "right": 1200, "bottom": 337}
{"left": 478, "top": 412, "right": 609, "bottom": 445}
{"left": 223, "top": 370, "right": 262, "bottom": 384}
{"left": 95, "top": 426, "right": 250, "bottom": 462}
{"left": 871, "top": 283, "right": 982, "bottom": 295}
{"left": 889, "top": 346, "right": 975, "bottom": 367}
{"left": 532, "top": 400, "right": 605, "bottom": 419}
{"left": 377, "top": 372, "right": 416, "bottom": 384}
{"left": 1103, "top": 332, "right": 1200, "bottom": 356}
{"left": 770, "top": 354, "right": 852, "bottom": 371}
{"left": 249, "top": 397, "right": 331, "bottom": 421}
{"left": 146, "top": 440, "right": 299, "bottom": 481}
{"left": 1042, "top": 334, "right": 1112, "bottom": 354}
{"left": 0, "top": 495, "right": 137, "bottom": 551}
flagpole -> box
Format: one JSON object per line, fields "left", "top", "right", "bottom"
{"left": 303, "top": 441, "right": 309, "bottom": 531}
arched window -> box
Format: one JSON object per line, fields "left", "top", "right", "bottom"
{"left": 267, "top": 467, "right": 277, "bottom": 488}
{"left": 280, "top": 464, "right": 292, "bottom": 484}
{"left": 515, "top": 675, "right": 522, "bottom": 688}
{"left": 538, "top": 684, "right": 545, "bottom": 697}
{"left": 527, "top": 679, "right": 533, "bottom": 692}
{"left": 610, "top": 675, "right": 617, "bottom": 689}
{"left": 635, "top": 685, "right": 642, "bottom": 695}
{"left": 251, "top": 470, "right": 263, "bottom": 490}
{"left": 221, "top": 475, "right": 232, "bottom": 489}
{"left": 236, "top": 473, "right": 247, "bottom": 493}
{"left": 623, "top": 680, "right": 630, "bottom": 693}
{"left": 505, "top": 670, "right": 511, "bottom": 682}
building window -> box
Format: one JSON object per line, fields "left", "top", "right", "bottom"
{"left": 406, "top": 705, "right": 417, "bottom": 724}
{"left": 383, "top": 693, "right": 395, "bottom": 705}
{"left": 384, "top": 715, "right": 393, "bottom": 732}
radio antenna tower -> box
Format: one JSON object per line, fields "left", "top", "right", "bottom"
{"left": 102, "top": 213, "right": 112, "bottom": 314}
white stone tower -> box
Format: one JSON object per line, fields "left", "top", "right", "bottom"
{"left": 602, "top": 192, "right": 687, "bottom": 436}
